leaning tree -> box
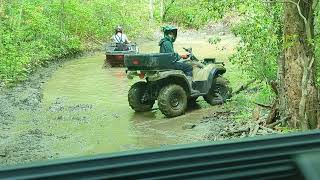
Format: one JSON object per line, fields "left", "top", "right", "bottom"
{"left": 278, "top": 0, "right": 319, "bottom": 129}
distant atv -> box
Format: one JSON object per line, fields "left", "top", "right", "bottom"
{"left": 124, "top": 48, "right": 232, "bottom": 117}
{"left": 105, "top": 42, "right": 139, "bottom": 67}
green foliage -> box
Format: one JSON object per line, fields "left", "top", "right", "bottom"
{"left": 162, "top": 1, "right": 207, "bottom": 28}
{"left": 0, "top": 0, "right": 151, "bottom": 84}
{"left": 159, "top": 0, "right": 283, "bottom": 83}
{"left": 229, "top": 1, "right": 282, "bottom": 82}
{"left": 228, "top": 1, "right": 319, "bottom": 85}
{"left": 160, "top": 0, "right": 282, "bottom": 82}
{"left": 2, "top": 0, "right": 319, "bottom": 88}
{"left": 224, "top": 62, "right": 276, "bottom": 122}
{"left": 254, "top": 83, "right": 275, "bottom": 104}
{"left": 156, "top": 0, "right": 236, "bottom": 29}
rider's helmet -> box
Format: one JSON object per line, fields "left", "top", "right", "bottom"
{"left": 162, "top": 25, "right": 178, "bottom": 42}
{"left": 115, "top": 25, "right": 123, "bottom": 34}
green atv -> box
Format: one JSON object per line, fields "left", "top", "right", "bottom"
{"left": 124, "top": 48, "right": 232, "bottom": 118}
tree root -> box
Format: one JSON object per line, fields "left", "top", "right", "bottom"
{"left": 215, "top": 119, "right": 280, "bottom": 140}
{"left": 266, "top": 100, "right": 279, "bottom": 124}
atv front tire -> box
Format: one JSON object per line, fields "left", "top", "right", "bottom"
{"left": 128, "top": 82, "right": 154, "bottom": 112}
{"left": 204, "top": 77, "right": 232, "bottom": 105}
{"left": 188, "top": 97, "right": 198, "bottom": 107}
{"left": 158, "top": 84, "right": 187, "bottom": 118}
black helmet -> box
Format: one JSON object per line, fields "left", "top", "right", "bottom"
{"left": 115, "top": 25, "right": 123, "bottom": 33}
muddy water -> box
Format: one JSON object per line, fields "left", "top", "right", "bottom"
{"left": 41, "top": 33, "right": 237, "bottom": 158}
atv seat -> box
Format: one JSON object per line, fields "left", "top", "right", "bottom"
{"left": 115, "top": 43, "right": 129, "bottom": 51}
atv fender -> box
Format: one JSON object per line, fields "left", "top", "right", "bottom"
{"left": 205, "top": 67, "right": 226, "bottom": 94}
{"left": 191, "top": 64, "right": 226, "bottom": 94}
{"left": 147, "top": 70, "right": 192, "bottom": 95}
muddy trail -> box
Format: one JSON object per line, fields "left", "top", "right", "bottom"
{"left": 0, "top": 25, "right": 263, "bottom": 166}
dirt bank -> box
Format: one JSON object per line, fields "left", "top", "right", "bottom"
{"left": 0, "top": 61, "right": 63, "bottom": 165}
{"left": 0, "top": 52, "right": 98, "bottom": 165}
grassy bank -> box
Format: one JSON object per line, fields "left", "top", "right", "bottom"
{"left": 0, "top": 0, "right": 157, "bottom": 86}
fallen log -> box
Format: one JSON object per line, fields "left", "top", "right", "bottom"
{"left": 233, "top": 79, "right": 256, "bottom": 95}
{"left": 266, "top": 117, "right": 289, "bottom": 128}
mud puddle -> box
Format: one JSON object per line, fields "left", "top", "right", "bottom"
{"left": 0, "top": 26, "right": 240, "bottom": 165}
{"left": 40, "top": 53, "right": 206, "bottom": 158}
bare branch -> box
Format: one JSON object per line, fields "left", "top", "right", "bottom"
{"left": 253, "top": 102, "right": 272, "bottom": 109}
{"left": 308, "top": 57, "right": 315, "bottom": 70}
{"left": 232, "top": 79, "right": 256, "bottom": 95}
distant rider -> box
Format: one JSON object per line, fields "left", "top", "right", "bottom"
{"left": 159, "top": 25, "right": 193, "bottom": 77}
{"left": 111, "top": 25, "right": 131, "bottom": 44}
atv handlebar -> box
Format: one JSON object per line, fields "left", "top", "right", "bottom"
{"left": 183, "top": 47, "right": 192, "bottom": 53}
{"left": 182, "top": 47, "right": 199, "bottom": 61}
{"left": 215, "top": 62, "right": 225, "bottom": 66}
{"left": 182, "top": 47, "right": 225, "bottom": 66}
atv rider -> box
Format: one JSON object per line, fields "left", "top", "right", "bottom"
{"left": 159, "top": 25, "right": 193, "bottom": 77}
{"left": 111, "top": 25, "right": 131, "bottom": 44}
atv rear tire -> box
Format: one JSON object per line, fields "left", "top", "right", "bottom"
{"left": 128, "top": 82, "right": 154, "bottom": 112}
{"left": 158, "top": 84, "right": 187, "bottom": 118}
{"left": 204, "top": 77, "right": 232, "bottom": 105}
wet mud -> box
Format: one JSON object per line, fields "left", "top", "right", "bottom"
{"left": 0, "top": 25, "right": 242, "bottom": 166}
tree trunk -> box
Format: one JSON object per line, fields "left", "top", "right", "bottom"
{"left": 160, "top": 0, "right": 164, "bottom": 22}
{"left": 279, "top": 0, "right": 319, "bottom": 129}
{"left": 149, "top": 0, "right": 154, "bottom": 22}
